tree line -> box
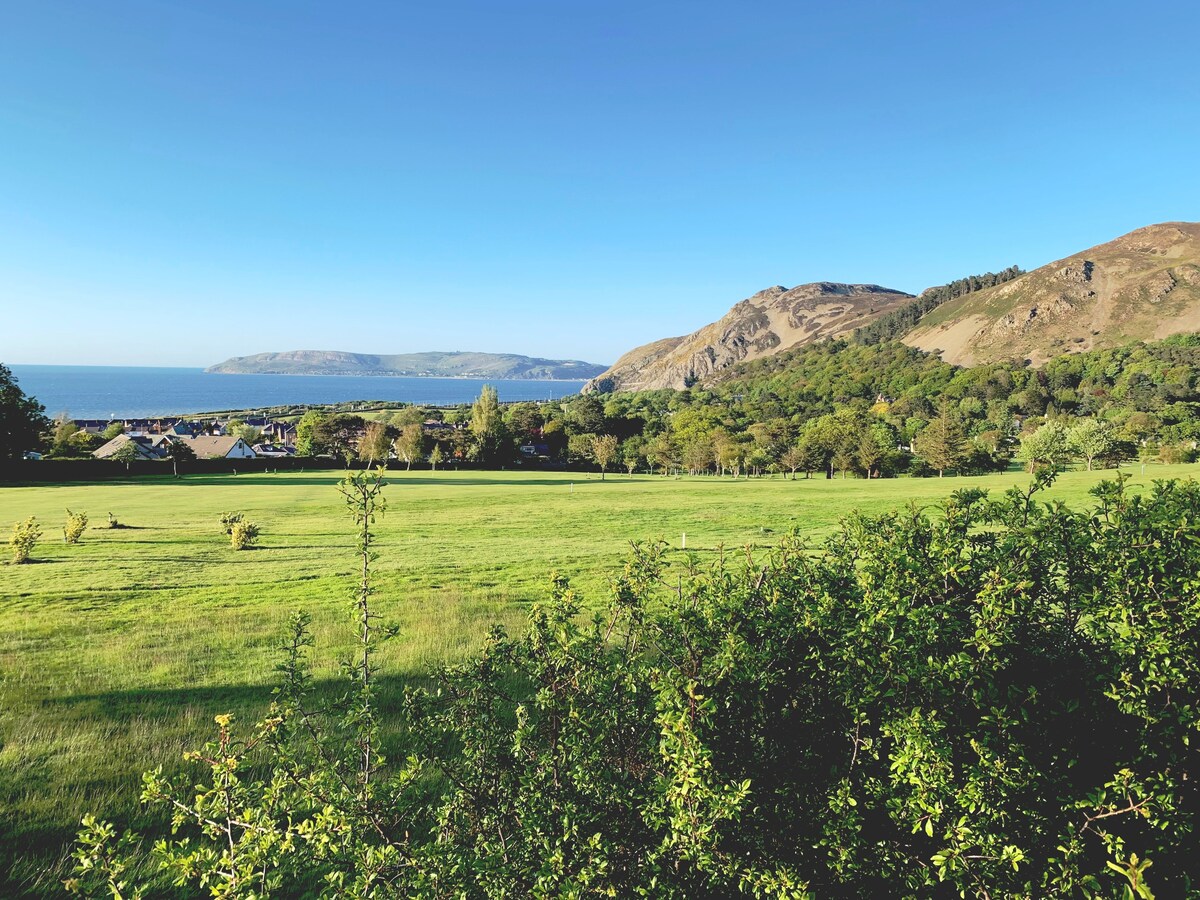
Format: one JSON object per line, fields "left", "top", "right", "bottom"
{"left": 287, "top": 333, "right": 1200, "bottom": 479}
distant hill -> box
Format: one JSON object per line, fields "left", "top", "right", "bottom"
{"left": 584, "top": 282, "right": 915, "bottom": 392}
{"left": 206, "top": 350, "right": 607, "bottom": 380}
{"left": 902, "top": 222, "right": 1200, "bottom": 365}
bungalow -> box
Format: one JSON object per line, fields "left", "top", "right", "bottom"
{"left": 180, "top": 435, "right": 257, "bottom": 459}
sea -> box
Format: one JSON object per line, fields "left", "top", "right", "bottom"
{"left": 8, "top": 365, "right": 587, "bottom": 420}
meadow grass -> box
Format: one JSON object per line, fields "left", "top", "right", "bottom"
{"left": 1, "top": 463, "right": 1196, "bottom": 894}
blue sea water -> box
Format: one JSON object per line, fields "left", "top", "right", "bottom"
{"left": 8, "top": 365, "right": 586, "bottom": 419}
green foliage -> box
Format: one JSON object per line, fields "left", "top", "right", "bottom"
{"left": 9, "top": 515, "right": 42, "bottom": 564}
{"left": 229, "top": 520, "right": 259, "bottom": 550}
{"left": 63, "top": 509, "right": 88, "bottom": 545}
{"left": 69, "top": 474, "right": 1200, "bottom": 897}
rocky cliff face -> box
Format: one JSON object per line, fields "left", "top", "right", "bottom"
{"left": 902, "top": 222, "right": 1200, "bottom": 365}
{"left": 585, "top": 282, "right": 915, "bottom": 392}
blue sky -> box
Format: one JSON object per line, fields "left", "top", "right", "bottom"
{"left": 2, "top": 0, "right": 1198, "bottom": 367}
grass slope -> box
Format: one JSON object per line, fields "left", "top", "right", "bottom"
{"left": 1, "top": 464, "right": 1196, "bottom": 894}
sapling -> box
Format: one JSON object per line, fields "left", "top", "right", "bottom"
{"left": 9, "top": 516, "right": 41, "bottom": 564}
{"left": 63, "top": 509, "right": 88, "bottom": 544}
{"left": 229, "top": 520, "right": 259, "bottom": 550}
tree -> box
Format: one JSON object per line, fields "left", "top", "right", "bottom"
{"left": 109, "top": 441, "right": 141, "bottom": 470}
{"left": 1068, "top": 419, "right": 1118, "bottom": 471}
{"left": 646, "top": 432, "right": 677, "bottom": 475}
{"left": 1017, "top": 421, "right": 1072, "bottom": 473}
{"left": 101, "top": 421, "right": 125, "bottom": 440}
{"left": 50, "top": 414, "right": 80, "bottom": 457}
{"left": 681, "top": 434, "right": 714, "bottom": 476}
{"left": 392, "top": 423, "right": 425, "bottom": 470}
{"left": 470, "top": 385, "right": 510, "bottom": 465}
{"left": 320, "top": 414, "right": 367, "bottom": 462}
{"left": 779, "top": 445, "right": 804, "bottom": 480}
{"left": 358, "top": 421, "right": 391, "bottom": 466}
{"left": 429, "top": 443, "right": 444, "bottom": 471}
{"left": 166, "top": 439, "right": 196, "bottom": 477}
{"left": 591, "top": 434, "right": 619, "bottom": 480}
{"left": 236, "top": 424, "right": 264, "bottom": 445}
{"left": 295, "top": 411, "right": 326, "bottom": 457}
{"left": 914, "top": 404, "right": 967, "bottom": 476}
{"left": 856, "top": 429, "right": 884, "bottom": 479}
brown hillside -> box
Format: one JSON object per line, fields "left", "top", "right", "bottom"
{"left": 903, "top": 222, "right": 1200, "bottom": 365}
{"left": 585, "top": 282, "right": 915, "bottom": 392}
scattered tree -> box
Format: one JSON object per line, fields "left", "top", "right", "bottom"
{"left": 229, "top": 520, "right": 260, "bottom": 550}
{"left": 914, "top": 403, "right": 967, "bottom": 476}
{"left": 591, "top": 434, "right": 619, "bottom": 480}
{"left": 358, "top": 421, "right": 391, "bottom": 466}
{"left": 1068, "top": 418, "right": 1118, "bottom": 471}
{"left": 393, "top": 423, "right": 425, "bottom": 470}
{"left": 8, "top": 516, "right": 41, "bottom": 564}
{"left": 63, "top": 509, "right": 88, "bottom": 544}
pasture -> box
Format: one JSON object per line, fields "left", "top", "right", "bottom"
{"left": 0, "top": 463, "right": 1195, "bottom": 894}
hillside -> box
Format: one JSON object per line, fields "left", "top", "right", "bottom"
{"left": 903, "top": 222, "right": 1200, "bottom": 365}
{"left": 584, "top": 282, "right": 915, "bottom": 392}
{"left": 206, "top": 350, "right": 607, "bottom": 380}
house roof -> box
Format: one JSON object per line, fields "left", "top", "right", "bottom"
{"left": 92, "top": 434, "right": 166, "bottom": 460}
{"left": 181, "top": 435, "right": 253, "bottom": 458}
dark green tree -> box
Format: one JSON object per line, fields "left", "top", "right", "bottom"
{"left": 0, "top": 364, "right": 49, "bottom": 460}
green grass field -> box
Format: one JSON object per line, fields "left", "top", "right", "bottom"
{"left": 1, "top": 463, "right": 1196, "bottom": 894}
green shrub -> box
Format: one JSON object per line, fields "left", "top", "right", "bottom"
{"left": 229, "top": 520, "right": 259, "bottom": 550}
{"left": 219, "top": 511, "right": 244, "bottom": 534}
{"left": 8, "top": 516, "right": 41, "bottom": 564}
{"left": 63, "top": 509, "right": 88, "bottom": 544}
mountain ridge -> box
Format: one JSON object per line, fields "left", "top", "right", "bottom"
{"left": 901, "top": 222, "right": 1200, "bottom": 365}
{"left": 207, "top": 350, "right": 607, "bottom": 380}
{"left": 585, "top": 282, "right": 916, "bottom": 392}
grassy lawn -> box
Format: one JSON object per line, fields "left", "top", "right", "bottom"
{"left": 1, "top": 463, "right": 1196, "bottom": 894}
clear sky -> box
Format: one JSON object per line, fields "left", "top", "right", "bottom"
{"left": 2, "top": 0, "right": 1198, "bottom": 367}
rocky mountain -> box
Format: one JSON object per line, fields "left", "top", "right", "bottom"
{"left": 902, "top": 222, "right": 1200, "bottom": 365}
{"left": 584, "top": 283, "right": 915, "bottom": 392}
{"left": 206, "top": 350, "right": 607, "bottom": 380}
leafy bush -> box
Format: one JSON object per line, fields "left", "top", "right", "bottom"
{"left": 69, "top": 473, "right": 1200, "bottom": 897}
{"left": 229, "top": 520, "right": 259, "bottom": 550}
{"left": 8, "top": 516, "right": 41, "bottom": 564}
{"left": 63, "top": 509, "right": 88, "bottom": 544}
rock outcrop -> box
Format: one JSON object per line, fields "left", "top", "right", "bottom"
{"left": 585, "top": 282, "right": 915, "bottom": 392}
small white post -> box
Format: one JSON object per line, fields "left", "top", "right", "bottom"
{"left": 681, "top": 532, "right": 686, "bottom": 549}
{"left": 570, "top": 482, "right": 573, "bottom": 494}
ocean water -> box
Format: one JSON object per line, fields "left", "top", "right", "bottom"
{"left": 8, "top": 365, "right": 586, "bottom": 419}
